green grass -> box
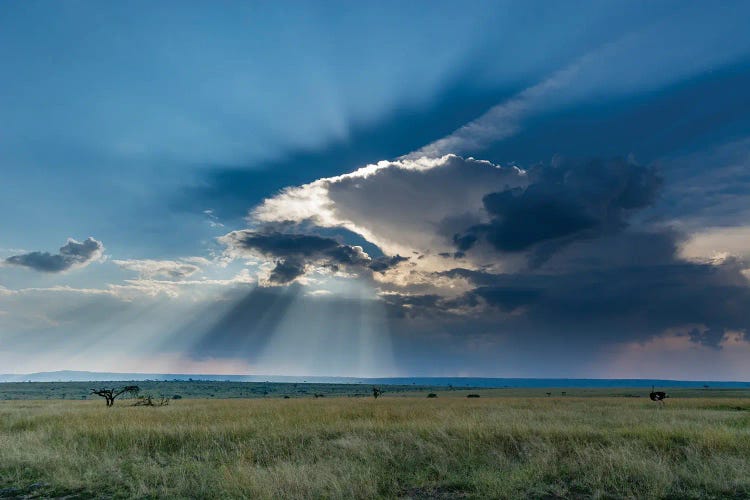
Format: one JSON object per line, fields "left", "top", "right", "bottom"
{"left": 1, "top": 394, "right": 749, "bottom": 498}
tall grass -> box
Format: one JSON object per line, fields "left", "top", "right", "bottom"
{"left": 1, "top": 397, "right": 749, "bottom": 498}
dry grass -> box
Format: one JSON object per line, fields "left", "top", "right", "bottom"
{"left": 1, "top": 396, "right": 749, "bottom": 498}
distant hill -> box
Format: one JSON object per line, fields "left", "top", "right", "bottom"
{"left": 0, "top": 371, "right": 748, "bottom": 388}
{"left": 0, "top": 370, "right": 354, "bottom": 383}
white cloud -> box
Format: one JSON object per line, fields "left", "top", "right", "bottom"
{"left": 106, "top": 269, "right": 256, "bottom": 299}
{"left": 681, "top": 226, "right": 750, "bottom": 262}
{"left": 203, "top": 209, "right": 224, "bottom": 228}
{"left": 113, "top": 257, "right": 211, "bottom": 280}
{"left": 0, "top": 268, "right": 255, "bottom": 302}
{"left": 409, "top": 61, "right": 585, "bottom": 159}
{"left": 252, "top": 155, "right": 527, "bottom": 261}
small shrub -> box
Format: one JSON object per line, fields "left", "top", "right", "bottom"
{"left": 133, "top": 395, "right": 169, "bottom": 407}
{"left": 427, "top": 393, "right": 438, "bottom": 398}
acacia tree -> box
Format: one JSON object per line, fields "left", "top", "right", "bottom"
{"left": 90, "top": 385, "right": 140, "bottom": 407}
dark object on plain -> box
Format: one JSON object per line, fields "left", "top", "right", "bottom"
{"left": 90, "top": 385, "right": 140, "bottom": 407}
{"left": 649, "top": 386, "right": 668, "bottom": 405}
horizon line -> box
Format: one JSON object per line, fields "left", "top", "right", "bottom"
{"left": 1, "top": 370, "right": 748, "bottom": 385}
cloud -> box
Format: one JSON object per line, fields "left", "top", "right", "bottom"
{"left": 687, "top": 326, "right": 727, "bottom": 350}
{"left": 220, "top": 230, "right": 407, "bottom": 285}
{"left": 268, "top": 259, "right": 306, "bottom": 285}
{"left": 251, "top": 155, "right": 527, "bottom": 272}
{"left": 109, "top": 272, "right": 255, "bottom": 299}
{"left": 453, "top": 157, "right": 661, "bottom": 266}
{"left": 113, "top": 258, "right": 209, "bottom": 280}
{"left": 0, "top": 269, "right": 254, "bottom": 302}
{"left": 409, "top": 59, "right": 585, "bottom": 159}
{"left": 0, "top": 278, "right": 260, "bottom": 372}
{"left": 210, "top": 149, "right": 750, "bottom": 376}
{"left": 385, "top": 230, "right": 750, "bottom": 350}
{"left": 659, "top": 137, "right": 750, "bottom": 229}
{"left": 4, "top": 237, "right": 104, "bottom": 273}
{"left": 249, "top": 154, "right": 662, "bottom": 286}
{"left": 203, "top": 209, "right": 224, "bottom": 228}
{"left": 598, "top": 330, "right": 750, "bottom": 380}
{"left": 368, "top": 255, "right": 409, "bottom": 273}
{"left": 681, "top": 226, "right": 750, "bottom": 262}
{"left": 408, "top": 7, "right": 750, "bottom": 162}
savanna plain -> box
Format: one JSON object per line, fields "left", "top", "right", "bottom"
{"left": 1, "top": 384, "right": 749, "bottom": 499}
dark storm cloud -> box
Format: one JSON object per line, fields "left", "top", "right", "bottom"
{"left": 269, "top": 259, "right": 306, "bottom": 284}
{"left": 355, "top": 150, "right": 750, "bottom": 355}
{"left": 4, "top": 237, "right": 104, "bottom": 273}
{"left": 454, "top": 158, "right": 661, "bottom": 265}
{"left": 233, "top": 231, "right": 340, "bottom": 257}
{"left": 418, "top": 235, "right": 750, "bottom": 348}
{"left": 219, "top": 149, "right": 749, "bottom": 359}
{"left": 368, "top": 255, "right": 409, "bottom": 272}
{"left": 222, "top": 230, "right": 407, "bottom": 284}
{"left": 472, "top": 286, "right": 540, "bottom": 312}
{"left": 478, "top": 62, "right": 750, "bottom": 168}
{"left": 688, "top": 326, "right": 727, "bottom": 350}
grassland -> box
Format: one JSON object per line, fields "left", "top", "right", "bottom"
{"left": 0, "top": 380, "right": 429, "bottom": 401}
{"left": 1, "top": 390, "right": 749, "bottom": 499}
{"left": 2, "top": 380, "right": 749, "bottom": 401}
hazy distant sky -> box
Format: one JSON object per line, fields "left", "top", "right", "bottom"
{"left": 2, "top": 1, "right": 750, "bottom": 379}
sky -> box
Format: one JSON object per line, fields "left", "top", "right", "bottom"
{"left": 2, "top": 1, "right": 750, "bottom": 379}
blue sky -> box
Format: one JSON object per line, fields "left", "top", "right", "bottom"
{"left": 2, "top": 1, "right": 750, "bottom": 378}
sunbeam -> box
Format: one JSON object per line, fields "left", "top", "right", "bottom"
{"left": 255, "top": 278, "right": 396, "bottom": 377}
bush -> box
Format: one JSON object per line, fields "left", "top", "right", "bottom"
{"left": 133, "top": 395, "right": 169, "bottom": 406}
